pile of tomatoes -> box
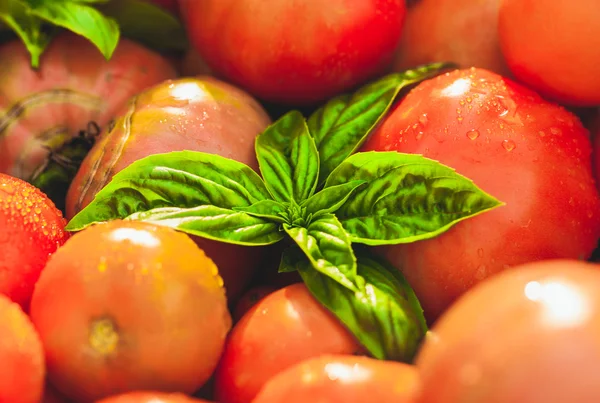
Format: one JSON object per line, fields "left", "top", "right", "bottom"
{"left": 1, "top": 0, "right": 600, "bottom": 402}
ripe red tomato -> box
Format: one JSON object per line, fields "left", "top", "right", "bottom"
{"left": 214, "top": 283, "right": 364, "bottom": 403}
{"left": 179, "top": 0, "right": 406, "bottom": 105}
{"left": 361, "top": 68, "right": 600, "bottom": 322}
{"left": 29, "top": 220, "right": 231, "bottom": 402}
{"left": 253, "top": 354, "right": 419, "bottom": 403}
{"left": 394, "top": 0, "right": 510, "bottom": 76}
{"left": 416, "top": 259, "right": 600, "bottom": 403}
{"left": 0, "top": 173, "right": 69, "bottom": 311}
{"left": 0, "top": 294, "right": 45, "bottom": 403}
{"left": 96, "top": 391, "right": 211, "bottom": 403}
{"left": 498, "top": 0, "right": 600, "bottom": 106}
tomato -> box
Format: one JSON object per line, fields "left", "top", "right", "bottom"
{"left": 361, "top": 68, "right": 600, "bottom": 323}
{"left": 0, "top": 33, "right": 177, "bottom": 210}
{"left": 96, "top": 391, "right": 211, "bottom": 403}
{"left": 0, "top": 173, "right": 69, "bottom": 311}
{"left": 253, "top": 354, "right": 419, "bottom": 403}
{"left": 232, "top": 285, "right": 277, "bottom": 323}
{"left": 29, "top": 220, "right": 231, "bottom": 402}
{"left": 592, "top": 109, "right": 600, "bottom": 192}
{"left": 0, "top": 294, "right": 45, "bottom": 403}
{"left": 416, "top": 259, "right": 600, "bottom": 403}
{"left": 498, "top": 0, "right": 600, "bottom": 106}
{"left": 66, "top": 76, "right": 273, "bottom": 302}
{"left": 214, "top": 283, "right": 364, "bottom": 403}
{"left": 179, "top": 0, "right": 406, "bottom": 106}
{"left": 394, "top": 0, "right": 510, "bottom": 76}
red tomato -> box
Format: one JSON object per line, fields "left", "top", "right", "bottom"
{"left": 498, "top": 0, "right": 600, "bottom": 106}
{"left": 361, "top": 68, "right": 600, "bottom": 322}
{"left": 0, "top": 294, "right": 45, "bottom": 403}
{"left": 416, "top": 259, "right": 600, "bottom": 403}
{"left": 179, "top": 0, "right": 406, "bottom": 105}
{"left": 394, "top": 0, "right": 510, "bottom": 76}
{"left": 96, "top": 391, "right": 211, "bottom": 403}
{"left": 232, "top": 285, "right": 277, "bottom": 322}
{"left": 253, "top": 354, "right": 419, "bottom": 403}
{"left": 0, "top": 173, "right": 69, "bottom": 311}
{"left": 214, "top": 283, "right": 364, "bottom": 403}
{"left": 592, "top": 110, "right": 600, "bottom": 192}
{"left": 29, "top": 220, "right": 231, "bottom": 402}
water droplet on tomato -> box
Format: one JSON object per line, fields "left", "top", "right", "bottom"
{"left": 539, "top": 130, "right": 546, "bottom": 137}
{"left": 466, "top": 129, "right": 480, "bottom": 140}
{"left": 416, "top": 132, "right": 424, "bottom": 140}
{"left": 457, "top": 116, "right": 464, "bottom": 123}
{"left": 550, "top": 127, "right": 562, "bottom": 136}
{"left": 418, "top": 114, "right": 428, "bottom": 126}
{"left": 502, "top": 139, "right": 516, "bottom": 152}
{"left": 475, "top": 265, "right": 487, "bottom": 280}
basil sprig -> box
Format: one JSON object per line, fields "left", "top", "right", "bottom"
{"left": 67, "top": 63, "right": 504, "bottom": 362}
{"left": 0, "top": 0, "right": 186, "bottom": 68}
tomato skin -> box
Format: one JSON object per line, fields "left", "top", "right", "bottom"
{"left": 29, "top": 220, "right": 231, "bottom": 402}
{"left": 253, "top": 354, "right": 419, "bottom": 403}
{"left": 214, "top": 283, "right": 364, "bottom": 403}
{"left": 95, "top": 391, "right": 211, "bottom": 403}
{"left": 0, "top": 173, "right": 69, "bottom": 311}
{"left": 0, "top": 294, "right": 45, "bottom": 403}
{"left": 394, "top": 0, "right": 510, "bottom": 76}
{"left": 415, "top": 259, "right": 600, "bottom": 403}
{"left": 592, "top": 110, "right": 600, "bottom": 192}
{"left": 361, "top": 68, "right": 600, "bottom": 322}
{"left": 179, "top": 0, "right": 406, "bottom": 106}
{"left": 498, "top": 0, "right": 600, "bottom": 106}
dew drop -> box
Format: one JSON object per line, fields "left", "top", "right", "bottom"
{"left": 502, "top": 139, "right": 516, "bottom": 152}
{"left": 466, "top": 129, "right": 480, "bottom": 140}
{"left": 538, "top": 131, "right": 546, "bottom": 137}
{"left": 418, "top": 114, "right": 429, "bottom": 126}
{"left": 550, "top": 127, "right": 562, "bottom": 136}
{"left": 416, "top": 132, "right": 424, "bottom": 140}
{"left": 457, "top": 116, "right": 464, "bottom": 123}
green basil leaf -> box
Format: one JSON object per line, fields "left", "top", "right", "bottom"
{"left": 308, "top": 62, "right": 453, "bottom": 186}
{"left": 294, "top": 248, "right": 427, "bottom": 362}
{"left": 301, "top": 180, "right": 366, "bottom": 216}
{"left": 233, "top": 199, "right": 287, "bottom": 223}
{"left": 326, "top": 151, "right": 504, "bottom": 245}
{"left": 66, "top": 150, "right": 273, "bottom": 231}
{"left": 256, "top": 110, "right": 319, "bottom": 203}
{"left": 97, "top": 0, "right": 188, "bottom": 52}
{"left": 123, "top": 205, "right": 283, "bottom": 245}
{"left": 0, "top": 0, "right": 48, "bottom": 67}
{"left": 284, "top": 213, "right": 357, "bottom": 291}
{"left": 27, "top": 0, "right": 119, "bottom": 61}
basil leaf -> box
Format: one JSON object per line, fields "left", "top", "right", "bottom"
{"left": 97, "top": 0, "right": 188, "bottom": 52}
{"left": 27, "top": 0, "right": 119, "bottom": 61}
{"left": 0, "top": 0, "right": 48, "bottom": 67}
{"left": 302, "top": 180, "right": 366, "bottom": 216}
{"left": 256, "top": 110, "right": 319, "bottom": 203}
{"left": 124, "top": 205, "right": 283, "bottom": 246}
{"left": 66, "top": 150, "right": 273, "bottom": 231}
{"left": 284, "top": 213, "right": 357, "bottom": 291}
{"left": 233, "top": 199, "right": 287, "bottom": 223}
{"left": 308, "top": 62, "right": 453, "bottom": 185}
{"left": 326, "top": 151, "right": 504, "bottom": 245}
{"left": 291, "top": 249, "right": 427, "bottom": 362}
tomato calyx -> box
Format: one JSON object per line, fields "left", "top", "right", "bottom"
{"left": 89, "top": 317, "right": 121, "bottom": 356}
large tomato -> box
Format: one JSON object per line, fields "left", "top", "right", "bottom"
{"left": 214, "top": 283, "right": 364, "bottom": 403}
{"left": 394, "top": 0, "right": 510, "bottom": 76}
{"left": 498, "top": 0, "right": 600, "bottom": 106}
{"left": 29, "top": 220, "right": 231, "bottom": 402}
{"left": 0, "top": 173, "right": 70, "bottom": 311}
{"left": 0, "top": 294, "right": 45, "bottom": 403}
{"left": 66, "top": 77, "right": 273, "bottom": 303}
{"left": 416, "top": 259, "right": 600, "bottom": 403}
{"left": 361, "top": 68, "right": 600, "bottom": 322}
{"left": 179, "top": 0, "right": 406, "bottom": 106}
{"left": 253, "top": 354, "right": 419, "bottom": 403}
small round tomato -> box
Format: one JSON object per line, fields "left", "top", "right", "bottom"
{"left": 0, "top": 294, "right": 45, "bottom": 403}
{"left": 29, "top": 220, "right": 231, "bottom": 402}
{"left": 394, "top": 0, "right": 510, "bottom": 76}
{"left": 214, "top": 283, "right": 364, "bottom": 403}
{"left": 253, "top": 354, "right": 419, "bottom": 403}
{"left": 179, "top": 0, "right": 406, "bottom": 105}
{"left": 0, "top": 173, "right": 69, "bottom": 311}
{"left": 96, "top": 391, "right": 211, "bottom": 403}
{"left": 416, "top": 259, "right": 600, "bottom": 403}
{"left": 498, "top": 0, "right": 600, "bottom": 106}
{"left": 361, "top": 68, "right": 600, "bottom": 322}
